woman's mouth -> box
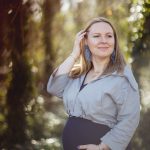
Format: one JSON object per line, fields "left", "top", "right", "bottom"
{"left": 97, "top": 46, "right": 109, "bottom": 48}
{"left": 97, "top": 47, "right": 109, "bottom": 50}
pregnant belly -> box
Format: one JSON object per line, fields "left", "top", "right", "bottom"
{"left": 62, "top": 116, "right": 110, "bottom": 150}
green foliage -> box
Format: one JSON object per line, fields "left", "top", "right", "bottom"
{"left": 0, "top": 0, "right": 150, "bottom": 149}
{"left": 129, "top": 0, "right": 150, "bottom": 149}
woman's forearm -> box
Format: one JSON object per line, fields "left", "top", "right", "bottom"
{"left": 55, "top": 53, "right": 78, "bottom": 76}
{"left": 55, "top": 30, "right": 86, "bottom": 76}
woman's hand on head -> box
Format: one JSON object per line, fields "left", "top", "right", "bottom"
{"left": 71, "top": 30, "right": 87, "bottom": 60}
{"left": 77, "top": 143, "right": 110, "bottom": 150}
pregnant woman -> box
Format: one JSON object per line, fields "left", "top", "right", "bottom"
{"left": 47, "top": 17, "right": 140, "bottom": 150}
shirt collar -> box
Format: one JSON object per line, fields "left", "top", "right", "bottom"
{"left": 109, "top": 65, "right": 138, "bottom": 91}
{"left": 81, "top": 64, "right": 138, "bottom": 91}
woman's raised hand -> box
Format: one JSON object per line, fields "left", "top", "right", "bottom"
{"left": 71, "top": 30, "right": 87, "bottom": 60}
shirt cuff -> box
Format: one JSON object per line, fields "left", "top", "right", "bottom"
{"left": 101, "top": 134, "right": 128, "bottom": 150}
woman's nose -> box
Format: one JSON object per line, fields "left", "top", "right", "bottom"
{"left": 99, "top": 36, "right": 107, "bottom": 43}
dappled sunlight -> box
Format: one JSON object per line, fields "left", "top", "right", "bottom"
{"left": 31, "top": 138, "right": 61, "bottom": 149}
{"left": 0, "top": 0, "right": 149, "bottom": 149}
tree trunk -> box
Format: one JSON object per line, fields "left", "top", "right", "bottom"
{"left": 42, "top": 0, "right": 60, "bottom": 95}
{"left": 2, "top": 0, "right": 33, "bottom": 148}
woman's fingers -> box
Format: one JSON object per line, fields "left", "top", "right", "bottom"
{"left": 77, "top": 29, "right": 86, "bottom": 35}
{"left": 77, "top": 144, "right": 100, "bottom": 150}
{"left": 74, "top": 30, "right": 86, "bottom": 46}
{"left": 71, "top": 30, "right": 87, "bottom": 59}
{"left": 77, "top": 144, "right": 88, "bottom": 149}
{"left": 76, "top": 30, "right": 86, "bottom": 38}
{"left": 76, "top": 32, "right": 87, "bottom": 43}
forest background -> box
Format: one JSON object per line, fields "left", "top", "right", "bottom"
{"left": 0, "top": 0, "right": 150, "bottom": 149}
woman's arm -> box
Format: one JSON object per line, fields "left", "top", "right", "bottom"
{"left": 56, "top": 30, "right": 86, "bottom": 75}
{"left": 47, "top": 30, "right": 86, "bottom": 98}
{"left": 100, "top": 82, "right": 140, "bottom": 150}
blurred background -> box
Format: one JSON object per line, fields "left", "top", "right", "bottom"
{"left": 0, "top": 0, "right": 150, "bottom": 149}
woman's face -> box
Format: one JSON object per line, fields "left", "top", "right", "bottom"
{"left": 86, "top": 22, "right": 115, "bottom": 59}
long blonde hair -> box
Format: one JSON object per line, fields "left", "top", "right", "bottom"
{"left": 69, "top": 17, "right": 126, "bottom": 78}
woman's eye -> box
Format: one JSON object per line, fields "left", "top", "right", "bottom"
{"left": 107, "top": 35, "right": 112, "bottom": 38}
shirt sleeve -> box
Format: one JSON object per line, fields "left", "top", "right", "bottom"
{"left": 47, "top": 67, "right": 71, "bottom": 98}
{"left": 101, "top": 81, "right": 140, "bottom": 150}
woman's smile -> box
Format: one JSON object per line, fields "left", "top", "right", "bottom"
{"left": 86, "top": 22, "right": 115, "bottom": 59}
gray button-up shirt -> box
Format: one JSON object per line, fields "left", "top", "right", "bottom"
{"left": 47, "top": 64, "right": 140, "bottom": 150}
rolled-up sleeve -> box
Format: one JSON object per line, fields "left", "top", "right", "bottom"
{"left": 47, "top": 68, "right": 71, "bottom": 98}
{"left": 101, "top": 83, "right": 140, "bottom": 150}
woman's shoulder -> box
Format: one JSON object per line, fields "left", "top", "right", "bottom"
{"left": 117, "top": 64, "right": 138, "bottom": 91}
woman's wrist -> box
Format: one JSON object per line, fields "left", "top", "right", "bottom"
{"left": 98, "top": 143, "right": 110, "bottom": 150}
{"left": 69, "top": 53, "right": 78, "bottom": 61}
{"left": 98, "top": 144, "right": 102, "bottom": 150}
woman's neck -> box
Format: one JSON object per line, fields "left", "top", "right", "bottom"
{"left": 91, "top": 56, "right": 110, "bottom": 74}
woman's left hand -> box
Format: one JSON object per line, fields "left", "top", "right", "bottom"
{"left": 78, "top": 143, "right": 110, "bottom": 150}
{"left": 77, "top": 144, "right": 99, "bottom": 150}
